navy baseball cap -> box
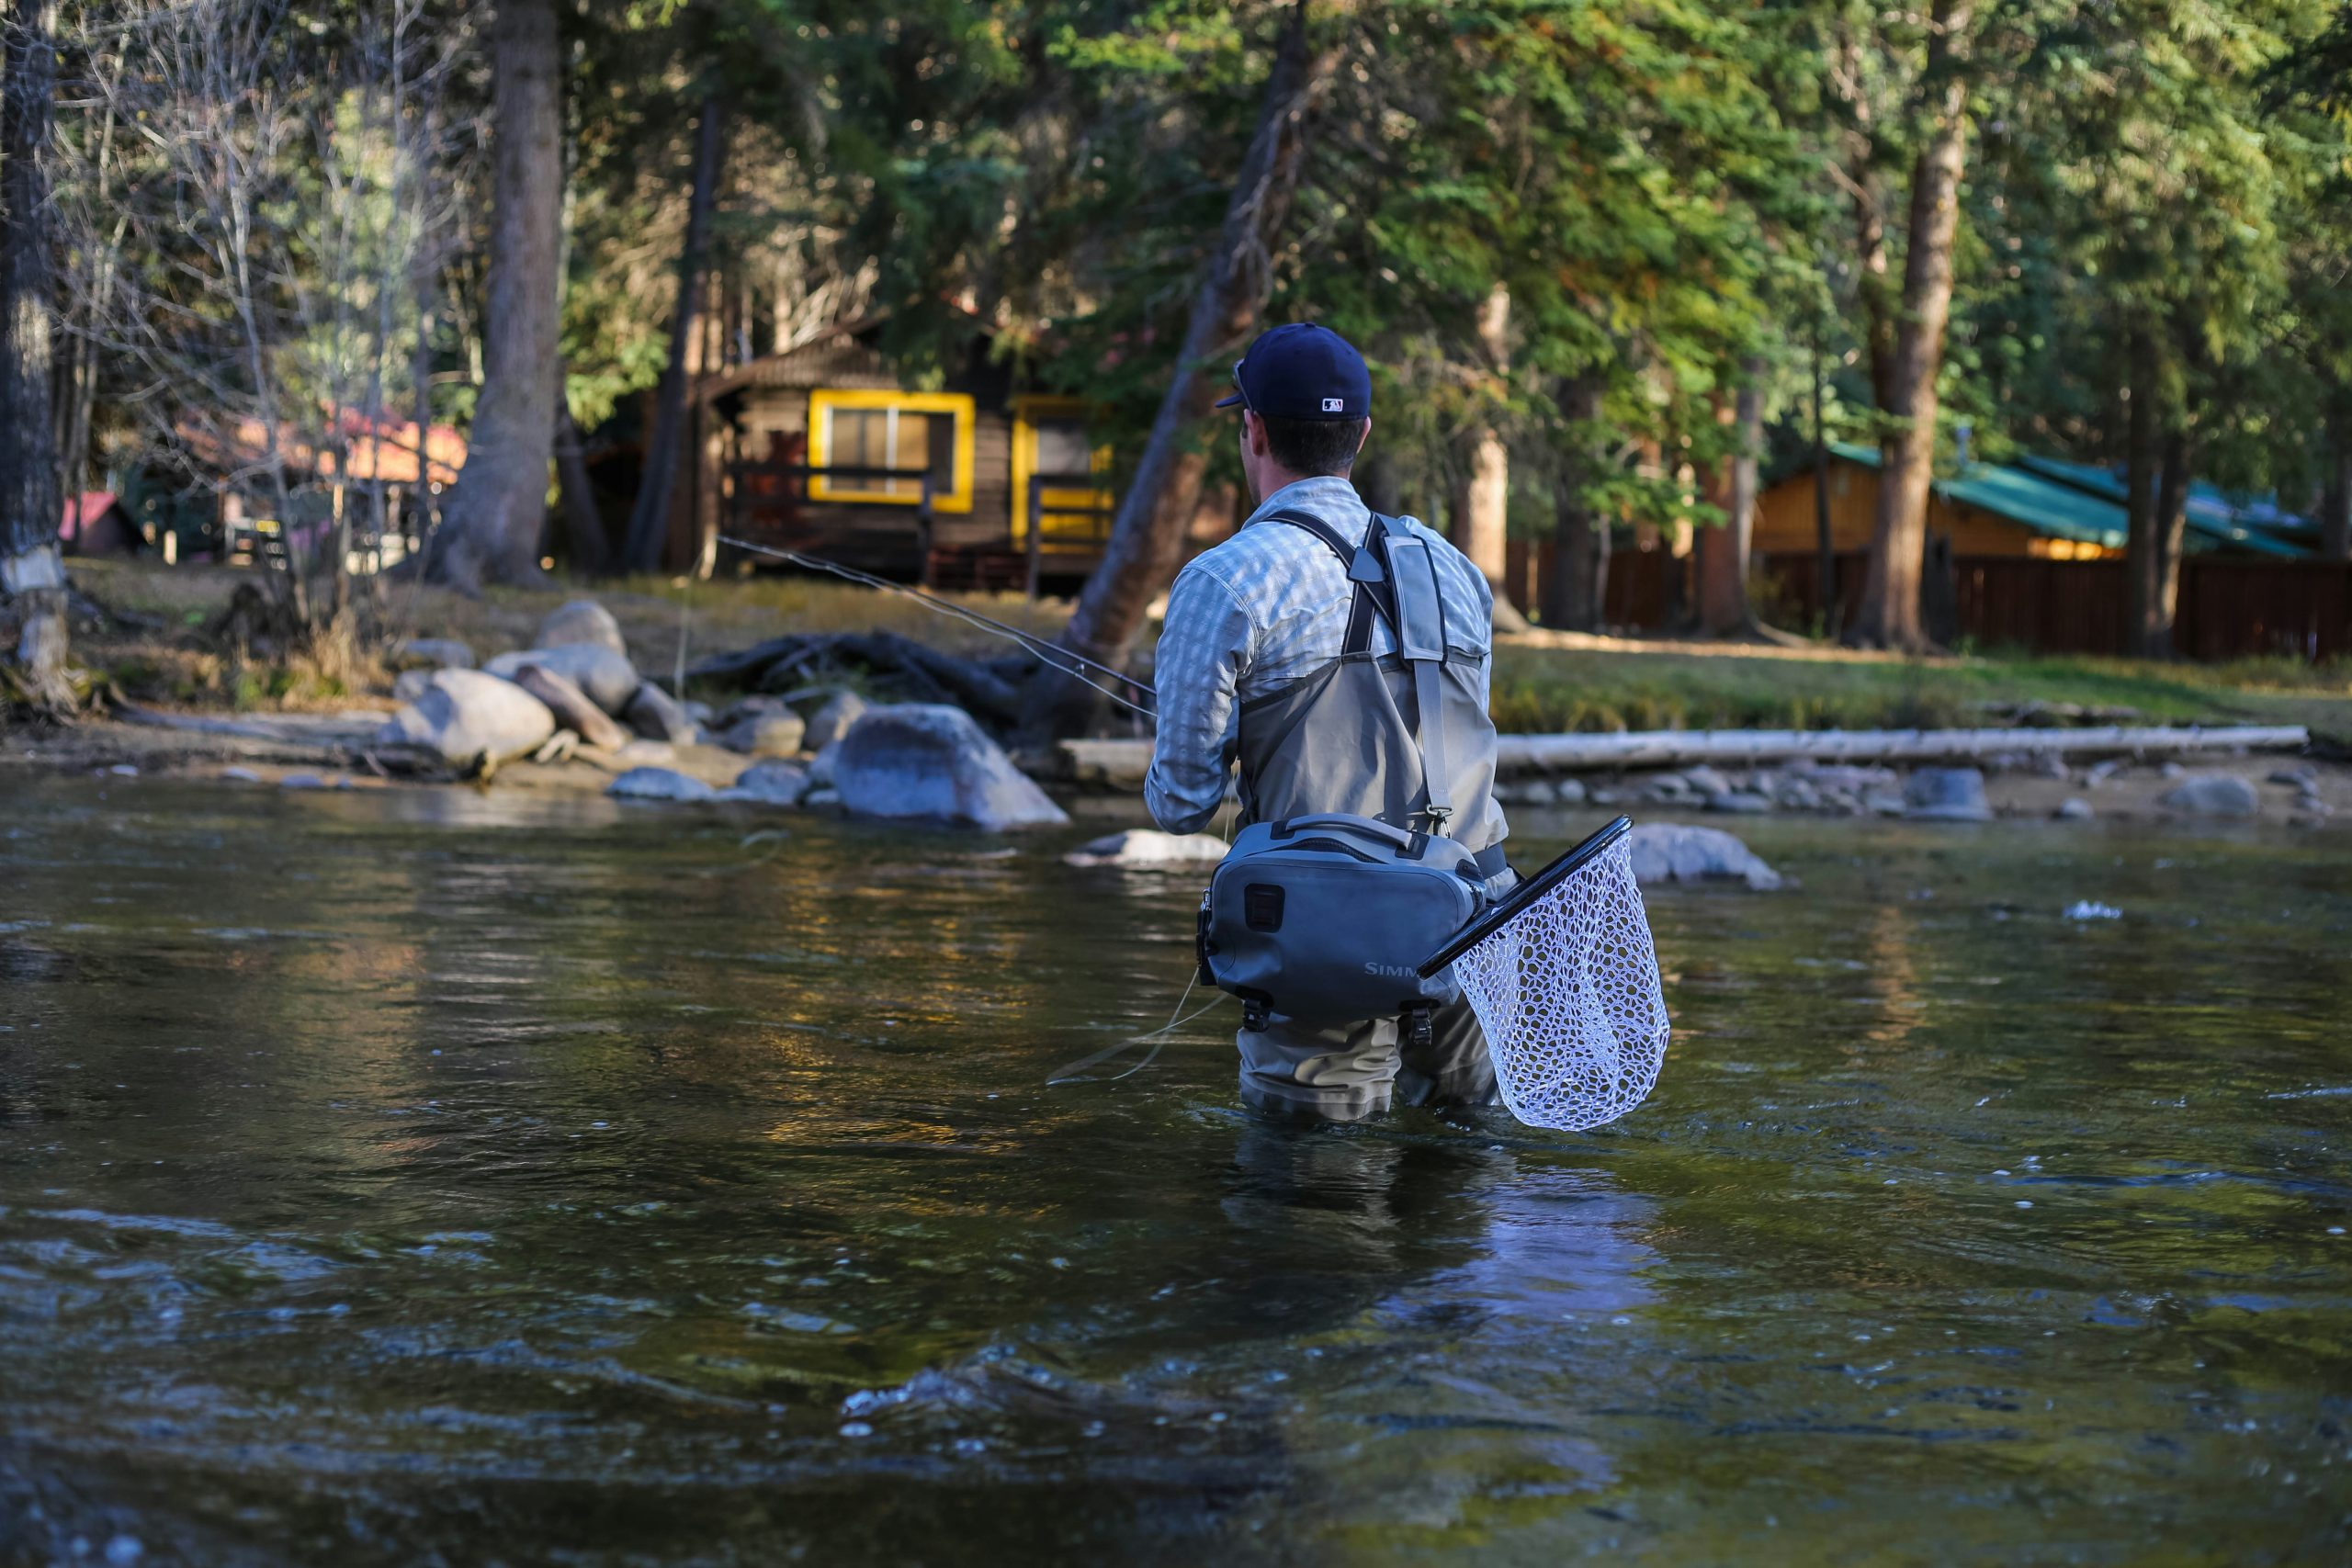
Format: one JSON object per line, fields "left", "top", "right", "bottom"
{"left": 1215, "top": 323, "right": 1371, "bottom": 420}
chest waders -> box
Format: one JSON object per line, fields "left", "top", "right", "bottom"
{"left": 1197, "top": 511, "right": 1510, "bottom": 1055}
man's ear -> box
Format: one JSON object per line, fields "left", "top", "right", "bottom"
{"left": 1242, "top": 412, "right": 1269, "bottom": 457}
{"left": 1354, "top": 418, "right": 1372, "bottom": 457}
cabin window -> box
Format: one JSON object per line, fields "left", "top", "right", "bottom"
{"left": 1012, "top": 395, "right": 1113, "bottom": 545}
{"left": 807, "top": 389, "right": 975, "bottom": 513}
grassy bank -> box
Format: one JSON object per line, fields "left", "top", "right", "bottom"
{"left": 1488, "top": 641, "right": 2352, "bottom": 737}
{"left": 55, "top": 558, "right": 2352, "bottom": 739}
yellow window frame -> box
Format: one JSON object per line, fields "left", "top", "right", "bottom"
{"left": 1011, "top": 395, "right": 1113, "bottom": 546}
{"left": 808, "top": 389, "right": 977, "bottom": 514}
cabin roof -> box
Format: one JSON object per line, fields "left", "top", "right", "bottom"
{"left": 1827, "top": 441, "right": 2129, "bottom": 549}
{"left": 695, "top": 337, "right": 900, "bottom": 402}
{"left": 2013, "top": 455, "right": 2313, "bottom": 559}
{"left": 1823, "top": 442, "right": 2313, "bottom": 558}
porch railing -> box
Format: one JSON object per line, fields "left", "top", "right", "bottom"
{"left": 1023, "top": 470, "right": 1115, "bottom": 599}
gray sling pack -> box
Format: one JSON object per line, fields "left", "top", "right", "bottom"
{"left": 1196, "top": 513, "right": 1496, "bottom": 1045}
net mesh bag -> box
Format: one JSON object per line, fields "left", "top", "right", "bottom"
{"left": 1452, "top": 836, "right": 1670, "bottom": 1131}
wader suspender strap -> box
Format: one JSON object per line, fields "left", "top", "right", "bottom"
{"left": 1259, "top": 509, "right": 1455, "bottom": 835}
{"left": 1382, "top": 532, "right": 1454, "bottom": 831}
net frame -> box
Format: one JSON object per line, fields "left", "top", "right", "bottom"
{"left": 1419, "top": 818, "right": 1670, "bottom": 1132}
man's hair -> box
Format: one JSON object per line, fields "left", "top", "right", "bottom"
{"left": 1257, "top": 413, "right": 1367, "bottom": 476}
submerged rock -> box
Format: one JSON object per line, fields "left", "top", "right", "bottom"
{"left": 376, "top": 669, "right": 557, "bottom": 767}
{"left": 535, "top": 599, "right": 628, "bottom": 658}
{"left": 1063, "top": 829, "right": 1228, "bottom": 868}
{"left": 1905, "top": 766, "right": 1992, "bottom": 822}
{"left": 722, "top": 759, "right": 811, "bottom": 807}
{"left": 2054, "top": 797, "right": 2095, "bottom": 820}
{"left": 486, "top": 645, "right": 638, "bottom": 716}
{"left": 1625, "top": 823, "right": 1782, "bottom": 891}
{"left": 803, "top": 690, "right": 870, "bottom": 752}
{"left": 831, "top": 704, "right": 1069, "bottom": 830}
{"left": 624, "top": 682, "right": 697, "bottom": 743}
{"left": 2158, "top": 773, "right": 2258, "bottom": 818}
{"left": 607, "top": 766, "right": 717, "bottom": 803}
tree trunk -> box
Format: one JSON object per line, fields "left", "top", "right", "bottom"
{"left": 2123, "top": 333, "right": 2159, "bottom": 657}
{"left": 555, "top": 389, "right": 605, "bottom": 575}
{"left": 1452, "top": 282, "right": 1528, "bottom": 632}
{"left": 622, "top": 95, "right": 725, "bottom": 574}
{"left": 2, "top": 0, "right": 72, "bottom": 709}
{"left": 423, "top": 0, "right": 563, "bottom": 592}
{"left": 2144, "top": 427, "right": 2192, "bottom": 660}
{"left": 1696, "top": 374, "right": 1762, "bottom": 637}
{"left": 1849, "top": 0, "right": 1973, "bottom": 651}
{"left": 1354, "top": 450, "right": 1402, "bottom": 516}
{"left": 1812, "top": 327, "right": 1838, "bottom": 635}
{"left": 1017, "top": 0, "right": 1335, "bottom": 744}
{"left": 1542, "top": 376, "right": 1605, "bottom": 631}
{"left": 2321, "top": 443, "right": 2350, "bottom": 565}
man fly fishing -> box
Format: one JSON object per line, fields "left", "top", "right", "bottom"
{"left": 1148, "top": 324, "right": 1514, "bottom": 1123}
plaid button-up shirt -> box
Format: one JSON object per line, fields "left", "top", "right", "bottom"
{"left": 1144, "top": 476, "right": 1498, "bottom": 835}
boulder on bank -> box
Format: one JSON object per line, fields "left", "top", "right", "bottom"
{"left": 390, "top": 637, "right": 474, "bottom": 671}
{"left": 2159, "top": 773, "right": 2258, "bottom": 818}
{"left": 512, "top": 663, "right": 632, "bottom": 751}
{"left": 375, "top": 669, "right": 557, "bottom": 767}
{"left": 535, "top": 599, "right": 628, "bottom": 658}
{"left": 624, "top": 682, "right": 697, "bottom": 743}
{"left": 803, "top": 690, "right": 870, "bottom": 752}
{"left": 1625, "top": 823, "right": 1782, "bottom": 891}
{"left": 1905, "top": 766, "right": 1993, "bottom": 822}
{"left": 831, "top": 704, "right": 1069, "bottom": 830}
{"left": 608, "top": 766, "right": 717, "bottom": 802}
{"left": 486, "top": 644, "right": 638, "bottom": 716}
{"left": 1063, "top": 829, "right": 1228, "bottom": 869}
{"left": 721, "top": 708, "right": 807, "bottom": 758}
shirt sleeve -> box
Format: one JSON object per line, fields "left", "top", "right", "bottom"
{"left": 1144, "top": 565, "right": 1253, "bottom": 835}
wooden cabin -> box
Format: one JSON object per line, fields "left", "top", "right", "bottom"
{"left": 685, "top": 338, "right": 1122, "bottom": 592}
{"left": 1757, "top": 442, "right": 2129, "bottom": 563}
{"left": 59, "top": 492, "right": 143, "bottom": 558}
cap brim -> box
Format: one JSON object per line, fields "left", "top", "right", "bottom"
{"left": 1213, "top": 392, "right": 1245, "bottom": 409}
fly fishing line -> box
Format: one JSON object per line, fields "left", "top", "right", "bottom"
{"left": 1418, "top": 817, "right": 1669, "bottom": 1132}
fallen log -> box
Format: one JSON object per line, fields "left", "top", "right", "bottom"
{"left": 1491, "top": 723, "right": 2310, "bottom": 773}
{"left": 692, "top": 628, "right": 1023, "bottom": 726}
{"left": 1057, "top": 722, "right": 2311, "bottom": 787}
{"left": 686, "top": 634, "right": 808, "bottom": 685}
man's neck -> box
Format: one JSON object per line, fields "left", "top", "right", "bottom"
{"left": 1250, "top": 471, "right": 1350, "bottom": 513}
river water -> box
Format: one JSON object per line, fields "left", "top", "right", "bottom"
{"left": 2, "top": 776, "right": 2346, "bottom": 1563}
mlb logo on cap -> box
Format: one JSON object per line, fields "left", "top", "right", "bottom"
{"left": 1216, "top": 323, "right": 1372, "bottom": 422}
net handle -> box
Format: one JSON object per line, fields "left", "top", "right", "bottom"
{"left": 1414, "top": 816, "right": 1633, "bottom": 978}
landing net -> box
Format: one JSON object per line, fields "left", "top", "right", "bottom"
{"left": 1448, "top": 833, "right": 1669, "bottom": 1132}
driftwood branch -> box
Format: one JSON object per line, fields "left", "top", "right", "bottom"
{"left": 684, "top": 630, "right": 1026, "bottom": 726}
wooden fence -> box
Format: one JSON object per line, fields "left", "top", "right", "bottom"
{"left": 1481, "top": 537, "right": 2340, "bottom": 662}
{"left": 1757, "top": 551, "right": 2350, "bottom": 662}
